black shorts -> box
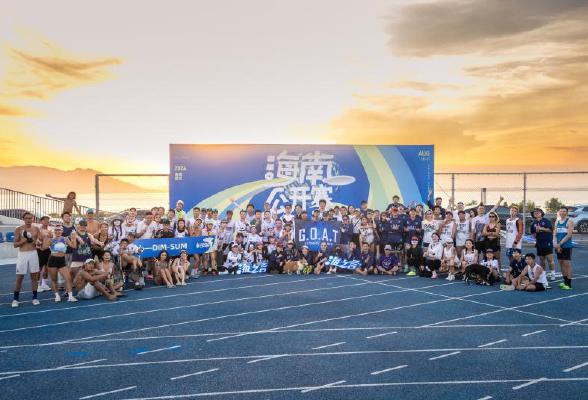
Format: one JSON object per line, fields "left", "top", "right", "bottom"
{"left": 485, "top": 239, "right": 500, "bottom": 252}
{"left": 534, "top": 282, "right": 546, "bottom": 292}
{"left": 37, "top": 248, "right": 51, "bottom": 267}
{"left": 537, "top": 247, "right": 553, "bottom": 257}
{"left": 47, "top": 255, "right": 67, "bottom": 269}
{"left": 475, "top": 241, "right": 485, "bottom": 253}
{"left": 556, "top": 247, "right": 572, "bottom": 260}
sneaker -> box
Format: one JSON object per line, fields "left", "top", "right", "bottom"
{"left": 500, "top": 284, "right": 515, "bottom": 291}
{"left": 326, "top": 271, "right": 332, "bottom": 275}
{"left": 167, "top": 284, "right": 175, "bottom": 288}
{"left": 55, "top": 294, "right": 62, "bottom": 302}
{"left": 11, "top": 300, "right": 19, "bottom": 308}
{"left": 431, "top": 271, "right": 438, "bottom": 279}
{"left": 67, "top": 296, "right": 78, "bottom": 303}
{"left": 445, "top": 275, "right": 452, "bottom": 281}
{"left": 41, "top": 283, "right": 51, "bottom": 292}
{"left": 32, "top": 299, "right": 40, "bottom": 306}
{"left": 547, "top": 272, "right": 556, "bottom": 281}
{"left": 403, "top": 265, "right": 409, "bottom": 273}
{"left": 407, "top": 271, "right": 416, "bottom": 277}
{"left": 560, "top": 284, "right": 572, "bottom": 290}
{"left": 558, "top": 282, "right": 566, "bottom": 288}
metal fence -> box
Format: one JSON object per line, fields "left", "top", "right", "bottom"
{"left": 0, "top": 188, "right": 89, "bottom": 220}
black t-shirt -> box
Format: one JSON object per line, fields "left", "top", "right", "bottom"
{"left": 510, "top": 259, "right": 526, "bottom": 278}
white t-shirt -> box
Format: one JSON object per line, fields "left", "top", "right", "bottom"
{"left": 426, "top": 242, "right": 443, "bottom": 260}
{"left": 455, "top": 220, "right": 472, "bottom": 246}
{"left": 505, "top": 217, "right": 522, "bottom": 249}
{"left": 422, "top": 219, "right": 440, "bottom": 244}
{"left": 482, "top": 259, "right": 499, "bottom": 271}
{"left": 528, "top": 263, "right": 548, "bottom": 285}
{"left": 136, "top": 220, "right": 157, "bottom": 239}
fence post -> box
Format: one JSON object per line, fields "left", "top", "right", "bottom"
{"left": 451, "top": 173, "right": 455, "bottom": 208}
{"left": 95, "top": 174, "right": 100, "bottom": 216}
{"left": 522, "top": 173, "right": 527, "bottom": 233}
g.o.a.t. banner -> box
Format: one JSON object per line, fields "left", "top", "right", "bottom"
{"left": 295, "top": 221, "right": 341, "bottom": 251}
{"left": 169, "top": 144, "right": 433, "bottom": 216}
{"left": 134, "top": 236, "right": 216, "bottom": 258}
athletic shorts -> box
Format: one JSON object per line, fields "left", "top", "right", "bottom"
{"left": 534, "top": 282, "right": 546, "bottom": 292}
{"left": 37, "top": 248, "right": 51, "bottom": 267}
{"left": 77, "top": 283, "right": 98, "bottom": 299}
{"left": 475, "top": 241, "right": 485, "bottom": 254}
{"left": 47, "top": 255, "right": 67, "bottom": 269}
{"left": 537, "top": 247, "right": 553, "bottom": 257}
{"left": 556, "top": 247, "right": 572, "bottom": 261}
{"left": 16, "top": 250, "right": 40, "bottom": 275}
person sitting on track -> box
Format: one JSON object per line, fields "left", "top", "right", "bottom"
{"left": 405, "top": 235, "right": 423, "bottom": 277}
{"left": 460, "top": 239, "right": 479, "bottom": 278}
{"left": 376, "top": 245, "right": 401, "bottom": 276}
{"left": 481, "top": 248, "right": 500, "bottom": 284}
{"left": 442, "top": 237, "right": 459, "bottom": 281}
{"left": 98, "top": 250, "right": 124, "bottom": 295}
{"left": 512, "top": 253, "right": 548, "bottom": 292}
{"left": 73, "top": 259, "right": 118, "bottom": 301}
{"left": 355, "top": 242, "right": 376, "bottom": 276}
{"left": 155, "top": 250, "right": 175, "bottom": 288}
{"left": 423, "top": 233, "right": 443, "bottom": 279}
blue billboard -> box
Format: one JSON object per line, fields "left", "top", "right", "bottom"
{"left": 169, "top": 144, "right": 433, "bottom": 215}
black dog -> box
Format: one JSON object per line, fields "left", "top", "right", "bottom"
{"left": 464, "top": 263, "right": 491, "bottom": 285}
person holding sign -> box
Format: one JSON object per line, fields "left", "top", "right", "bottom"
{"left": 313, "top": 241, "right": 330, "bottom": 275}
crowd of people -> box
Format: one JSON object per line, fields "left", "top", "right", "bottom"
{"left": 10, "top": 191, "right": 575, "bottom": 307}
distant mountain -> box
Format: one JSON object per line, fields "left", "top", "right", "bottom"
{"left": 0, "top": 166, "right": 164, "bottom": 194}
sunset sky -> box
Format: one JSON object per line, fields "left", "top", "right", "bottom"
{"left": 1, "top": 0, "right": 587, "bottom": 175}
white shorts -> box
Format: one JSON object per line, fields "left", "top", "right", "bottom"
{"left": 77, "top": 283, "right": 98, "bottom": 300}
{"left": 16, "top": 250, "right": 40, "bottom": 275}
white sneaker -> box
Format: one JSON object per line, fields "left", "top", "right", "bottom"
{"left": 67, "top": 296, "right": 78, "bottom": 303}
{"left": 41, "top": 283, "right": 51, "bottom": 292}
{"left": 548, "top": 272, "right": 556, "bottom": 281}
{"left": 11, "top": 300, "right": 19, "bottom": 308}
{"left": 37, "top": 285, "right": 45, "bottom": 293}
{"left": 55, "top": 294, "right": 62, "bottom": 302}
{"left": 445, "top": 275, "right": 452, "bottom": 281}
{"left": 32, "top": 299, "right": 40, "bottom": 306}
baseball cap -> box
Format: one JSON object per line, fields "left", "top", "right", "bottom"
{"left": 276, "top": 242, "right": 284, "bottom": 247}
{"left": 486, "top": 248, "right": 494, "bottom": 253}
{"left": 411, "top": 236, "right": 419, "bottom": 241}
{"left": 288, "top": 240, "right": 294, "bottom": 245}
{"left": 384, "top": 245, "right": 392, "bottom": 251}
{"left": 445, "top": 237, "right": 453, "bottom": 243}
{"left": 84, "top": 258, "right": 95, "bottom": 264}
{"left": 86, "top": 208, "right": 95, "bottom": 214}
{"left": 78, "top": 218, "right": 88, "bottom": 226}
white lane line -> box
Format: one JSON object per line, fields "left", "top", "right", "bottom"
{"left": 366, "top": 331, "right": 397, "bottom": 339}
{"left": 428, "top": 351, "right": 461, "bottom": 361}
{"left": 370, "top": 365, "right": 407, "bottom": 375}
{"left": 478, "top": 339, "right": 507, "bottom": 348}
{"left": 56, "top": 359, "right": 107, "bottom": 369}
{"left": 521, "top": 330, "right": 546, "bottom": 337}
{"left": 170, "top": 368, "right": 219, "bottom": 380}
{"left": 512, "top": 377, "right": 546, "bottom": 390}
{"left": 114, "top": 377, "right": 588, "bottom": 399}
{"left": 0, "top": 281, "right": 369, "bottom": 334}
{"left": 0, "top": 374, "right": 20, "bottom": 381}
{"left": 247, "top": 355, "right": 283, "bottom": 364}
{"left": 2, "top": 345, "right": 587, "bottom": 376}
{"left": 560, "top": 317, "right": 588, "bottom": 327}
{"left": 136, "top": 345, "right": 181, "bottom": 355}
{"left": 477, "top": 396, "right": 492, "bottom": 400}
{"left": 300, "top": 380, "right": 346, "bottom": 393}
{"left": 312, "top": 342, "right": 346, "bottom": 350}
{"left": 563, "top": 361, "right": 588, "bottom": 373}
{"left": 80, "top": 386, "right": 137, "bottom": 399}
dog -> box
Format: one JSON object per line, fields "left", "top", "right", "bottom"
{"left": 283, "top": 260, "right": 306, "bottom": 275}
{"left": 464, "top": 263, "right": 491, "bottom": 285}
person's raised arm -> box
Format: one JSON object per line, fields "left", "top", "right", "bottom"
{"left": 45, "top": 194, "right": 65, "bottom": 201}
{"left": 489, "top": 195, "right": 504, "bottom": 213}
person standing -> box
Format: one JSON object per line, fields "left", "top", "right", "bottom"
{"left": 46, "top": 192, "right": 81, "bottom": 215}
{"left": 471, "top": 196, "right": 503, "bottom": 262}
{"left": 554, "top": 207, "right": 574, "bottom": 290}
{"left": 505, "top": 206, "right": 523, "bottom": 263}
{"left": 530, "top": 208, "right": 556, "bottom": 281}
{"left": 12, "top": 212, "right": 41, "bottom": 307}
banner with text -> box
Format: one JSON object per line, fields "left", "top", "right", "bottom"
{"left": 169, "top": 144, "right": 434, "bottom": 215}
{"left": 294, "top": 220, "right": 341, "bottom": 251}
{"left": 135, "top": 236, "right": 216, "bottom": 258}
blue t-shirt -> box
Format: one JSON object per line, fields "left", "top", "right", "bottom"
{"left": 405, "top": 216, "right": 422, "bottom": 241}
{"left": 530, "top": 218, "right": 553, "bottom": 249}
{"left": 378, "top": 254, "right": 399, "bottom": 270}
{"left": 339, "top": 223, "right": 353, "bottom": 245}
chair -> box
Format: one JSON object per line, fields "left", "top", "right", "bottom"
{"left": 6, "top": 232, "right": 15, "bottom": 242}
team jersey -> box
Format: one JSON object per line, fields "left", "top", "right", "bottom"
{"left": 556, "top": 218, "right": 573, "bottom": 248}
{"left": 378, "top": 254, "right": 399, "bottom": 270}
{"left": 455, "top": 220, "right": 472, "bottom": 246}
{"left": 505, "top": 217, "right": 522, "bottom": 249}
{"left": 530, "top": 218, "right": 553, "bottom": 249}
{"left": 388, "top": 216, "right": 405, "bottom": 243}
{"left": 404, "top": 216, "right": 422, "bottom": 241}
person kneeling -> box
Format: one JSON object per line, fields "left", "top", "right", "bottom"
{"left": 74, "top": 259, "right": 118, "bottom": 301}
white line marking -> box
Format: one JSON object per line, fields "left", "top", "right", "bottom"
{"left": 312, "top": 342, "right": 346, "bottom": 350}
{"left": 428, "top": 351, "right": 461, "bottom": 360}
{"left": 521, "top": 330, "right": 546, "bottom": 337}
{"left": 560, "top": 317, "right": 588, "bottom": 327}
{"left": 170, "top": 368, "right": 219, "bottom": 380}
{"left": 563, "top": 361, "right": 588, "bottom": 373}
{"left": 5, "top": 345, "right": 583, "bottom": 376}
{"left": 370, "top": 365, "right": 407, "bottom": 375}
{"left": 301, "top": 380, "right": 346, "bottom": 393}
{"left": 113, "top": 377, "right": 588, "bottom": 399}
{"left": 80, "top": 386, "right": 137, "bottom": 399}
{"left": 56, "top": 359, "right": 107, "bottom": 369}
{"left": 477, "top": 396, "right": 492, "bottom": 400}
{"left": 247, "top": 355, "right": 283, "bottom": 364}
{"left": 0, "top": 374, "right": 20, "bottom": 381}
{"left": 366, "top": 331, "right": 397, "bottom": 339}
{"left": 478, "top": 339, "right": 507, "bottom": 348}
{"left": 512, "top": 377, "right": 546, "bottom": 390}
{"left": 136, "top": 345, "right": 180, "bottom": 355}
{"left": 0, "top": 281, "right": 369, "bottom": 333}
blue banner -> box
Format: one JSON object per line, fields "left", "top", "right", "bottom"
{"left": 237, "top": 261, "right": 268, "bottom": 274}
{"left": 294, "top": 220, "right": 341, "bottom": 251}
{"left": 169, "top": 144, "right": 434, "bottom": 215}
{"left": 134, "top": 236, "right": 216, "bottom": 258}
{"left": 325, "top": 256, "right": 361, "bottom": 270}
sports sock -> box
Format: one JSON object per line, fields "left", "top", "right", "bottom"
{"left": 13, "top": 291, "right": 19, "bottom": 301}
{"left": 32, "top": 290, "right": 38, "bottom": 300}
